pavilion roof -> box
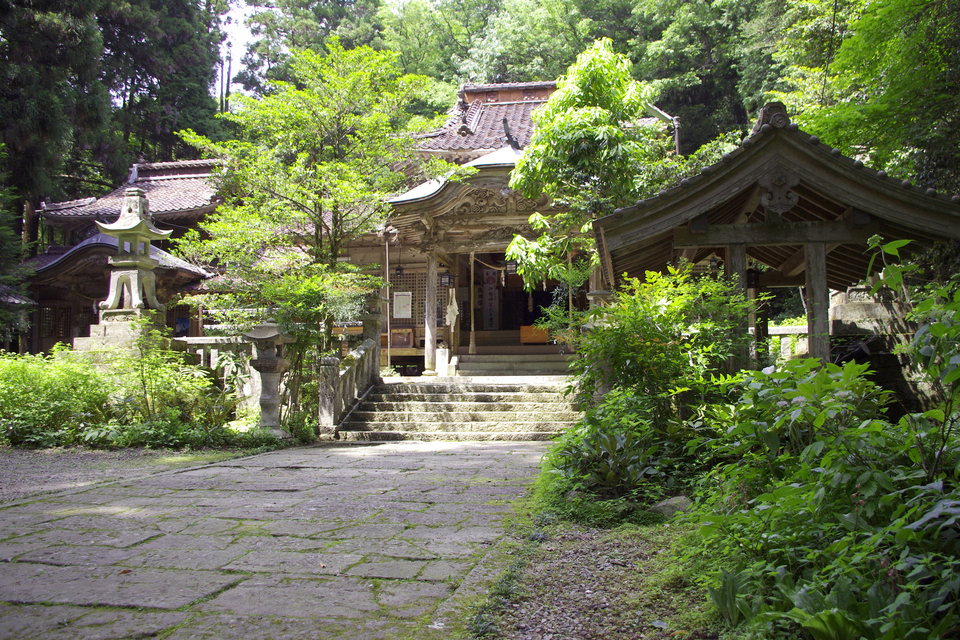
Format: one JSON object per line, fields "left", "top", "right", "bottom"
{"left": 594, "top": 103, "right": 960, "bottom": 291}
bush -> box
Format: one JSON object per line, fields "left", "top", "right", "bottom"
{"left": 540, "top": 263, "right": 751, "bottom": 507}
{"left": 548, "top": 387, "right": 729, "bottom": 500}
{"left": 0, "top": 345, "right": 114, "bottom": 446}
{"left": 569, "top": 262, "right": 757, "bottom": 411}
{"left": 688, "top": 358, "right": 960, "bottom": 639}
{"left": 0, "top": 327, "right": 273, "bottom": 451}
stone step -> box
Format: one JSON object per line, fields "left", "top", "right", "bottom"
{"left": 336, "top": 430, "right": 561, "bottom": 442}
{"left": 457, "top": 359, "right": 571, "bottom": 369}
{"left": 357, "top": 402, "right": 576, "bottom": 413}
{"left": 372, "top": 383, "right": 568, "bottom": 394}
{"left": 339, "top": 421, "right": 575, "bottom": 432}
{"left": 368, "top": 392, "right": 569, "bottom": 403}
{"left": 336, "top": 376, "right": 582, "bottom": 442}
{"left": 458, "top": 354, "right": 574, "bottom": 362}
{"left": 456, "top": 364, "right": 572, "bottom": 375}
{"left": 349, "top": 410, "right": 581, "bottom": 422}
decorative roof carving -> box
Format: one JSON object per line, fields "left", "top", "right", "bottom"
{"left": 453, "top": 187, "right": 508, "bottom": 216}
{"left": 758, "top": 167, "right": 800, "bottom": 216}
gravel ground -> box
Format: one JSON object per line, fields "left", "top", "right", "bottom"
{"left": 0, "top": 446, "right": 247, "bottom": 503}
{"left": 491, "top": 524, "right": 719, "bottom": 640}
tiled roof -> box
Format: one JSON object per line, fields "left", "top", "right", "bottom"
{"left": 40, "top": 160, "right": 220, "bottom": 225}
{"left": 460, "top": 81, "right": 557, "bottom": 93}
{"left": 0, "top": 284, "right": 33, "bottom": 306}
{"left": 418, "top": 100, "right": 546, "bottom": 153}
{"left": 415, "top": 82, "right": 557, "bottom": 159}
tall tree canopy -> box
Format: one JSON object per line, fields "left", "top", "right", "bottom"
{"left": 180, "top": 42, "right": 457, "bottom": 347}
{"left": 0, "top": 0, "right": 228, "bottom": 212}
{"left": 0, "top": 0, "right": 109, "bottom": 206}
{"left": 506, "top": 39, "right": 667, "bottom": 289}
{"left": 507, "top": 38, "right": 738, "bottom": 290}
{"left": 98, "top": 0, "right": 228, "bottom": 165}
{"left": 236, "top": 0, "right": 385, "bottom": 95}
{"left": 774, "top": 0, "right": 960, "bottom": 192}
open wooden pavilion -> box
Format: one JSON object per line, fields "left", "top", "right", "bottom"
{"left": 593, "top": 103, "right": 960, "bottom": 362}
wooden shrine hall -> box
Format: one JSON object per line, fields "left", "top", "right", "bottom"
{"left": 593, "top": 102, "right": 960, "bottom": 363}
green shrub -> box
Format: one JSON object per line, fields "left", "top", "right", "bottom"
{"left": 569, "top": 262, "right": 758, "bottom": 410}
{"left": 548, "top": 387, "right": 729, "bottom": 500}
{"left": 0, "top": 326, "right": 271, "bottom": 451}
{"left": 0, "top": 345, "right": 114, "bottom": 446}
{"left": 688, "top": 358, "right": 960, "bottom": 639}
{"left": 283, "top": 411, "right": 318, "bottom": 444}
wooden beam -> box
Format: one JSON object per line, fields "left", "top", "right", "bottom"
{"left": 806, "top": 241, "right": 830, "bottom": 364}
{"left": 674, "top": 220, "right": 879, "bottom": 248}
{"left": 759, "top": 272, "right": 806, "bottom": 288}
{"left": 678, "top": 247, "right": 698, "bottom": 264}
{"left": 423, "top": 251, "right": 438, "bottom": 375}
{"left": 727, "top": 243, "right": 749, "bottom": 369}
{"left": 778, "top": 246, "right": 806, "bottom": 277}
{"left": 689, "top": 214, "right": 709, "bottom": 234}
{"left": 599, "top": 226, "right": 617, "bottom": 288}
{"left": 737, "top": 184, "right": 764, "bottom": 223}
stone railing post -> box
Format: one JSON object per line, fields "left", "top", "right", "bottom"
{"left": 318, "top": 356, "right": 340, "bottom": 435}
{"left": 361, "top": 293, "right": 382, "bottom": 382}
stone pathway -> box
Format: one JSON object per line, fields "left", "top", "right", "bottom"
{"left": 0, "top": 441, "right": 549, "bottom": 639}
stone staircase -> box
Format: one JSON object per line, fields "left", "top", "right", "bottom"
{"left": 454, "top": 354, "right": 574, "bottom": 376}
{"left": 336, "top": 376, "right": 582, "bottom": 441}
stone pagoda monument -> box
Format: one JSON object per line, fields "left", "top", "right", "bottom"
{"left": 74, "top": 188, "right": 172, "bottom": 351}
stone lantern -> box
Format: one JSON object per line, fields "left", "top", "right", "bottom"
{"left": 97, "top": 187, "right": 172, "bottom": 317}
{"left": 74, "top": 188, "right": 171, "bottom": 352}
{"left": 243, "top": 319, "right": 296, "bottom": 438}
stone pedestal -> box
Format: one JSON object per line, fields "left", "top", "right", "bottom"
{"left": 243, "top": 320, "right": 296, "bottom": 439}
{"left": 73, "top": 309, "right": 165, "bottom": 354}
{"left": 249, "top": 357, "right": 290, "bottom": 438}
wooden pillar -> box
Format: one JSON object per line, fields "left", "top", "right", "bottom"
{"left": 727, "top": 244, "right": 748, "bottom": 369}
{"left": 423, "top": 251, "right": 438, "bottom": 376}
{"left": 469, "top": 251, "right": 476, "bottom": 355}
{"left": 806, "top": 241, "right": 830, "bottom": 364}
{"left": 726, "top": 244, "right": 747, "bottom": 291}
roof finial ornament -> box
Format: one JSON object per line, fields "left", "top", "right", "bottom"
{"left": 752, "top": 102, "right": 791, "bottom": 135}
{"left": 502, "top": 118, "right": 520, "bottom": 150}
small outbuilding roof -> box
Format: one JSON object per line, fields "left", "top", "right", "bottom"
{"left": 30, "top": 233, "right": 210, "bottom": 280}
{"left": 594, "top": 103, "right": 960, "bottom": 291}
{"left": 40, "top": 160, "right": 220, "bottom": 231}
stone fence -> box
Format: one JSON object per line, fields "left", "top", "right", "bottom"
{"left": 318, "top": 337, "right": 380, "bottom": 436}
{"left": 176, "top": 336, "right": 260, "bottom": 409}
{"left": 178, "top": 318, "right": 382, "bottom": 437}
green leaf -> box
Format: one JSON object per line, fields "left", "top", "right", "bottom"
{"left": 882, "top": 239, "right": 911, "bottom": 257}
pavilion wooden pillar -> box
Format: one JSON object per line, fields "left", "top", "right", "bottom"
{"left": 727, "top": 243, "right": 749, "bottom": 368}
{"left": 806, "top": 241, "right": 830, "bottom": 363}
{"left": 423, "top": 251, "right": 438, "bottom": 376}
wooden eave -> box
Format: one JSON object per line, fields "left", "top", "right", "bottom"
{"left": 595, "top": 115, "right": 960, "bottom": 288}
{"left": 386, "top": 161, "right": 553, "bottom": 256}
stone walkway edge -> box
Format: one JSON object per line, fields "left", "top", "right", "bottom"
{"left": 0, "top": 441, "right": 549, "bottom": 640}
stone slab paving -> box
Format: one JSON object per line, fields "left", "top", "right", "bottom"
{"left": 0, "top": 441, "right": 549, "bottom": 639}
